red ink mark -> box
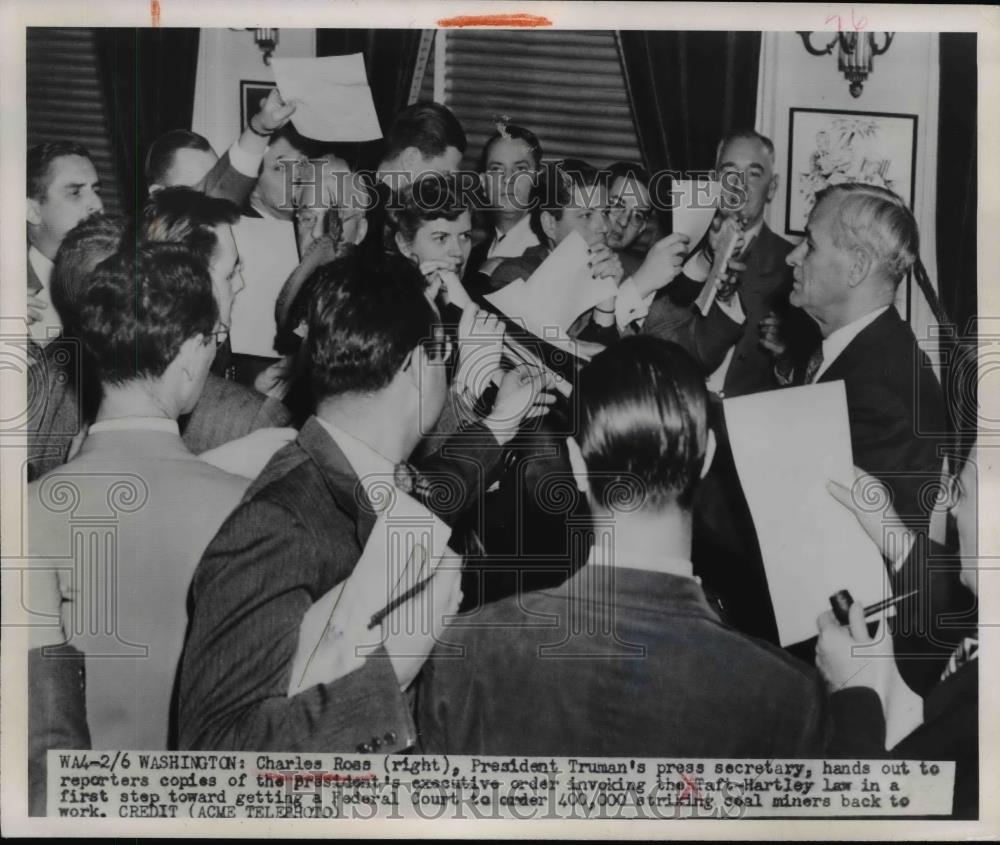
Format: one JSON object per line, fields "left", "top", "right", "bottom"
{"left": 150, "top": 0, "right": 160, "bottom": 27}
{"left": 825, "top": 9, "right": 867, "bottom": 32}
{"left": 437, "top": 13, "right": 552, "bottom": 28}
{"left": 678, "top": 773, "right": 700, "bottom": 801}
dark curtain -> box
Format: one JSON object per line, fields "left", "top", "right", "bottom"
{"left": 316, "top": 29, "right": 422, "bottom": 170}
{"left": 616, "top": 31, "right": 762, "bottom": 175}
{"left": 95, "top": 28, "right": 201, "bottom": 217}
{"left": 936, "top": 33, "right": 977, "bottom": 335}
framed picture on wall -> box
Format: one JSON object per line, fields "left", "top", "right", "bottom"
{"left": 240, "top": 80, "right": 276, "bottom": 130}
{"left": 785, "top": 108, "right": 918, "bottom": 235}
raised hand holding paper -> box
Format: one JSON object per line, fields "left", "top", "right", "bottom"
{"left": 671, "top": 179, "right": 721, "bottom": 244}
{"left": 271, "top": 54, "right": 382, "bottom": 142}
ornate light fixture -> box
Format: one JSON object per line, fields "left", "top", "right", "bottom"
{"left": 252, "top": 28, "right": 278, "bottom": 65}
{"left": 797, "top": 31, "right": 894, "bottom": 98}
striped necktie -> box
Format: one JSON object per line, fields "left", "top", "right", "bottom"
{"left": 940, "top": 636, "right": 978, "bottom": 682}
{"left": 802, "top": 347, "right": 825, "bottom": 385}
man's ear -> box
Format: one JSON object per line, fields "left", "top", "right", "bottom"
{"left": 699, "top": 429, "right": 717, "bottom": 480}
{"left": 176, "top": 335, "right": 208, "bottom": 382}
{"left": 566, "top": 436, "right": 589, "bottom": 493}
{"left": 402, "top": 345, "right": 419, "bottom": 387}
{"left": 352, "top": 216, "right": 369, "bottom": 247}
{"left": 26, "top": 197, "right": 43, "bottom": 227}
{"left": 540, "top": 210, "right": 558, "bottom": 245}
{"left": 766, "top": 172, "right": 779, "bottom": 204}
{"left": 848, "top": 246, "right": 874, "bottom": 287}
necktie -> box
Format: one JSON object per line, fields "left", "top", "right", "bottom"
{"left": 940, "top": 636, "right": 978, "bottom": 682}
{"left": 394, "top": 461, "right": 484, "bottom": 557}
{"left": 802, "top": 347, "right": 825, "bottom": 385}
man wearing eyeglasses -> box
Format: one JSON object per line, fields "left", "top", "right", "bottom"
{"left": 606, "top": 161, "right": 658, "bottom": 256}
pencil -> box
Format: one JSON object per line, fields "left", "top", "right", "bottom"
{"left": 367, "top": 575, "right": 436, "bottom": 631}
{"left": 862, "top": 588, "right": 919, "bottom": 619}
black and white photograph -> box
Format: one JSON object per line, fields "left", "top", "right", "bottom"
{"left": 1, "top": 1, "right": 996, "bottom": 837}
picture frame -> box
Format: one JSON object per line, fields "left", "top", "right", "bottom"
{"left": 785, "top": 107, "right": 918, "bottom": 236}
{"left": 239, "top": 80, "right": 277, "bottom": 131}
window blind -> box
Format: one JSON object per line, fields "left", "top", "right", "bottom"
{"left": 27, "top": 28, "right": 121, "bottom": 216}
{"left": 442, "top": 29, "right": 642, "bottom": 169}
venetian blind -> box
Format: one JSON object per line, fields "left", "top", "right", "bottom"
{"left": 441, "top": 29, "right": 642, "bottom": 169}
{"left": 27, "top": 28, "right": 121, "bottom": 216}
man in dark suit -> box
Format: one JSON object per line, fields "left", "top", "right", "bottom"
{"left": 418, "top": 337, "right": 830, "bottom": 757}
{"left": 178, "top": 258, "right": 497, "bottom": 752}
{"left": 786, "top": 182, "right": 946, "bottom": 534}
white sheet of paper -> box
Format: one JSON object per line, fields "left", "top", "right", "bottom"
{"left": 229, "top": 217, "right": 300, "bottom": 358}
{"left": 724, "top": 381, "right": 892, "bottom": 646}
{"left": 272, "top": 54, "right": 382, "bottom": 142}
{"left": 671, "top": 179, "right": 720, "bottom": 244}
{"left": 483, "top": 231, "right": 616, "bottom": 335}
{"left": 288, "top": 488, "right": 452, "bottom": 695}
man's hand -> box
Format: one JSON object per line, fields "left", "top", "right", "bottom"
{"left": 482, "top": 363, "right": 557, "bottom": 445}
{"left": 707, "top": 212, "right": 745, "bottom": 258}
{"left": 587, "top": 243, "right": 623, "bottom": 284}
{"left": 630, "top": 233, "right": 690, "bottom": 297}
{"left": 254, "top": 356, "right": 296, "bottom": 401}
{"left": 27, "top": 292, "right": 47, "bottom": 326}
{"left": 758, "top": 311, "right": 787, "bottom": 356}
{"left": 252, "top": 87, "right": 296, "bottom": 135}
{"left": 816, "top": 602, "right": 895, "bottom": 696}
{"left": 455, "top": 307, "right": 504, "bottom": 399}
{"left": 827, "top": 468, "right": 915, "bottom": 572}
{"left": 198, "top": 427, "right": 297, "bottom": 478}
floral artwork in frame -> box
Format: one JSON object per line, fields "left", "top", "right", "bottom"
{"left": 785, "top": 108, "right": 918, "bottom": 235}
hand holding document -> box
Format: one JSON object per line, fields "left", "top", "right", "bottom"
{"left": 229, "top": 217, "right": 301, "bottom": 357}
{"left": 694, "top": 214, "right": 745, "bottom": 316}
{"left": 724, "top": 380, "right": 892, "bottom": 646}
{"left": 271, "top": 54, "right": 382, "bottom": 142}
{"left": 288, "top": 489, "right": 458, "bottom": 695}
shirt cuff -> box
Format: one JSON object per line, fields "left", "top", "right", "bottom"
{"left": 716, "top": 293, "right": 746, "bottom": 325}
{"left": 682, "top": 249, "right": 712, "bottom": 283}
{"left": 227, "top": 140, "right": 263, "bottom": 179}
{"left": 614, "top": 277, "right": 652, "bottom": 331}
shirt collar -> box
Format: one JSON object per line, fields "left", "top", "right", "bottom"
{"left": 316, "top": 417, "right": 396, "bottom": 493}
{"left": 28, "top": 246, "right": 54, "bottom": 286}
{"left": 488, "top": 214, "right": 540, "bottom": 259}
{"left": 816, "top": 306, "right": 891, "bottom": 381}
{"left": 88, "top": 416, "right": 180, "bottom": 435}
{"left": 27, "top": 246, "right": 62, "bottom": 346}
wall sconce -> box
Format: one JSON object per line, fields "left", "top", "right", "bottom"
{"left": 252, "top": 28, "right": 279, "bottom": 65}
{"left": 797, "top": 31, "right": 894, "bottom": 98}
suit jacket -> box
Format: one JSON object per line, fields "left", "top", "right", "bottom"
{"left": 178, "top": 373, "right": 291, "bottom": 454}
{"left": 418, "top": 564, "right": 829, "bottom": 756}
{"left": 828, "top": 659, "right": 977, "bottom": 819}
{"left": 814, "top": 307, "right": 946, "bottom": 533}
{"left": 197, "top": 150, "right": 257, "bottom": 207}
{"left": 27, "top": 427, "right": 248, "bottom": 749}
{"left": 177, "top": 416, "right": 416, "bottom": 752}
{"left": 28, "top": 644, "right": 90, "bottom": 816}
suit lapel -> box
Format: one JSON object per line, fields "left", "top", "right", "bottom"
{"left": 297, "top": 416, "right": 378, "bottom": 548}
{"left": 27, "top": 253, "right": 42, "bottom": 295}
{"left": 818, "top": 308, "right": 901, "bottom": 385}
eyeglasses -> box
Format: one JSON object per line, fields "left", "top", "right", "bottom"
{"left": 609, "top": 200, "right": 649, "bottom": 227}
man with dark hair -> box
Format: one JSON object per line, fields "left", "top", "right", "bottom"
{"left": 360, "top": 100, "right": 468, "bottom": 267}
{"left": 607, "top": 160, "right": 659, "bottom": 255}
{"left": 26, "top": 141, "right": 103, "bottom": 344}
{"left": 245, "top": 123, "right": 312, "bottom": 221}
{"left": 27, "top": 244, "right": 249, "bottom": 789}
{"left": 138, "top": 187, "right": 292, "bottom": 451}
{"left": 177, "top": 258, "right": 466, "bottom": 752}
{"left": 417, "top": 336, "right": 829, "bottom": 756}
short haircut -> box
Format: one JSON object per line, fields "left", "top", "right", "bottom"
{"left": 305, "top": 255, "right": 439, "bottom": 399}
{"left": 383, "top": 101, "right": 467, "bottom": 163}
{"left": 818, "top": 182, "right": 919, "bottom": 285}
{"left": 529, "top": 159, "right": 606, "bottom": 244}
{"left": 477, "top": 123, "right": 543, "bottom": 171}
{"left": 74, "top": 243, "right": 217, "bottom": 386}
{"left": 383, "top": 173, "right": 470, "bottom": 255}
{"left": 144, "top": 130, "right": 215, "bottom": 187}
{"left": 138, "top": 187, "right": 240, "bottom": 267}
{"left": 607, "top": 160, "right": 651, "bottom": 190}
{"left": 50, "top": 213, "right": 126, "bottom": 331}
{"left": 715, "top": 129, "right": 776, "bottom": 169}
{"left": 576, "top": 336, "right": 709, "bottom": 512}
{"left": 27, "top": 141, "right": 93, "bottom": 200}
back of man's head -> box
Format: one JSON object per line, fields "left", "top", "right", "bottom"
{"left": 818, "top": 182, "right": 919, "bottom": 286}
{"left": 305, "top": 256, "right": 438, "bottom": 400}
{"left": 383, "top": 101, "right": 467, "bottom": 164}
{"left": 27, "top": 141, "right": 93, "bottom": 200}
{"left": 576, "top": 336, "right": 709, "bottom": 513}
{"left": 51, "top": 213, "right": 126, "bottom": 330}
{"left": 74, "top": 243, "right": 217, "bottom": 386}
{"left": 144, "top": 130, "right": 217, "bottom": 190}
{"left": 139, "top": 186, "right": 240, "bottom": 265}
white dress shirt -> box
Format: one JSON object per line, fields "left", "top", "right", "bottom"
{"left": 28, "top": 245, "right": 61, "bottom": 345}
{"left": 486, "top": 214, "right": 540, "bottom": 260}
{"left": 317, "top": 417, "right": 398, "bottom": 507}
